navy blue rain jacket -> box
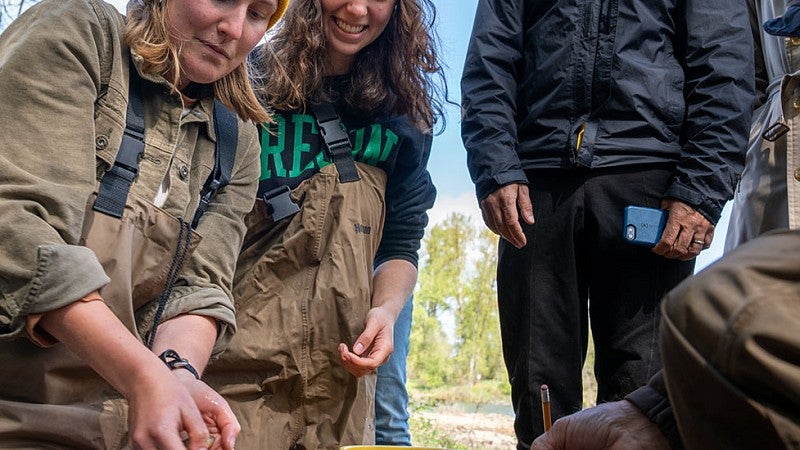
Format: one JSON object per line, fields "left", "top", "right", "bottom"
{"left": 461, "top": 0, "right": 756, "bottom": 223}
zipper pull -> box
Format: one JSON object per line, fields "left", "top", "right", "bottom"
{"left": 576, "top": 122, "right": 586, "bottom": 152}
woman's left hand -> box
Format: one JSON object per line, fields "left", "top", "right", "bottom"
{"left": 175, "top": 371, "right": 241, "bottom": 450}
{"left": 338, "top": 306, "right": 395, "bottom": 377}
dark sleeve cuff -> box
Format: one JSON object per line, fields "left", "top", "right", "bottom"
{"left": 663, "top": 182, "right": 724, "bottom": 224}
{"left": 625, "top": 371, "right": 684, "bottom": 449}
{"left": 475, "top": 169, "right": 529, "bottom": 201}
{"left": 374, "top": 253, "right": 418, "bottom": 270}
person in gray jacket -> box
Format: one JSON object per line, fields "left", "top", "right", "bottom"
{"left": 461, "top": 0, "right": 755, "bottom": 447}
{"left": 727, "top": 0, "right": 800, "bottom": 249}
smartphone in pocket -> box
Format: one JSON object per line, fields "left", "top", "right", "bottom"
{"left": 623, "top": 206, "right": 667, "bottom": 246}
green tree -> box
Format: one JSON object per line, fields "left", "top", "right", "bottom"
{"left": 409, "top": 212, "right": 473, "bottom": 387}
{"left": 410, "top": 213, "right": 505, "bottom": 387}
{"left": 416, "top": 212, "right": 472, "bottom": 315}
{"left": 455, "top": 228, "right": 504, "bottom": 383}
{"left": 408, "top": 303, "right": 452, "bottom": 388}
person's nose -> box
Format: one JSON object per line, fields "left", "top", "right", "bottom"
{"left": 344, "top": 0, "right": 368, "bottom": 18}
{"left": 218, "top": 6, "right": 247, "bottom": 40}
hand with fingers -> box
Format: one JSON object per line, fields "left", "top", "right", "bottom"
{"left": 652, "top": 199, "right": 714, "bottom": 261}
{"left": 530, "top": 400, "right": 670, "bottom": 450}
{"left": 338, "top": 306, "right": 395, "bottom": 377}
{"left": 126, "top": 366, "right": 217, "bottom": 450}
{"left": 175, "top": 371, "right": 241, "bottom": 450}
{"left": 479, "top": 183, "right": 535, "bottom": 249}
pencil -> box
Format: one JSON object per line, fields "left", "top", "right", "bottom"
{"left": 541, "top": 384, "right": 552, "bottom": 432}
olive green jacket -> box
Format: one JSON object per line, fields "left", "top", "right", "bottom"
{"left": 0, "top": 0, "right": 260, "bottom": 355}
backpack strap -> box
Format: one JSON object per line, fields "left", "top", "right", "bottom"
{"left": 310, "top": 102, "right": 360, "bottom": 183}
{"left": 191, "top": 98, "right": 238, "bottom": 229}
{"left": 92, "top": 65, "right": 146, "bottom": 218}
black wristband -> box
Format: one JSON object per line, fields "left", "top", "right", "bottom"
{"left": 158, "top": 349, "right": 200, "bottom": 380}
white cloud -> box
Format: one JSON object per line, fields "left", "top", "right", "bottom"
{"left": 426, "top": 191, "right": 483, "bottom": 230}
{"left": 420, "top": 191, "right": 489, "bottom": 276}
{"left": 694, "top": 202, "right": 730, "bottom": 272}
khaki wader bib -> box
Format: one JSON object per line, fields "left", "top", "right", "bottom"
{"left": 205, "top": 162, "right": 387, "bottom": 450}
{"left": 0, "top": 191, "right": 200, "bottom": 449}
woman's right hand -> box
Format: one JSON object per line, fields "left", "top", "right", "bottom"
{"left": 37, "top": 299, "right": 214, "bottom": 450}
{"left": 338, "top": 305, "right": 396, "bottom": 377}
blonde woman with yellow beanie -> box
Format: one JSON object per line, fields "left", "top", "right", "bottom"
{"left": 0, "top": 0, "right": 287, "bottom": 449}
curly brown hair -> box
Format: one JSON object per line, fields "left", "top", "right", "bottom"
{"left": 123, "top": 0, "right": 272, "bottom": 123}
{"left": 254, "top": 0, "right": 446, "bottom": 133}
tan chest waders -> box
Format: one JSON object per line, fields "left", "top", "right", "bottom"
{"left": 205, "top": 102, "right": 387, "bottom": 450}
{"left": 0, "top": 65, "right": 238, "bottom": 449}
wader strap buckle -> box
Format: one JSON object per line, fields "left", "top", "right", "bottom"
{"left": 93, "top": 63, "right": 147, "bottom": 218}
{"left": 262, "top": 185, "right": 300, "bottom": 222}
{"left": 158, "top": 349, "right": 200, "bottom": 380}
{"left": 763, "top": 121, "right": 790, "bottom": 142}
{"left": 191, "top": 98, "right": 239, "bottom": 229}
{"left": 310, "top": 102, "right": 360, "bottom": 183}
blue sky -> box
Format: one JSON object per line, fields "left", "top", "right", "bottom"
{"left": 104, "top": 0, "right": 726, "bottom": 270}
{"left": 427, "top": 0, "right": 480, "bottom": 198}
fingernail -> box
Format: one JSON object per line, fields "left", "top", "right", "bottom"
{"left": 354, "top": 343, "right": 364, "bottom": 354}
{"left": 229, "top": 437, "right": 236, "bottom": 449}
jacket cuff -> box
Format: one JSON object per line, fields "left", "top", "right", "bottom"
{"left": 475, "top": 169, "right": 529, "bottom": 201}
{"left": 0, "top": 245, "right": 108, "bottom": 342}
{"left": 136, "top": 285, "right": 237, "bottom": 358}
{"left": 374, "top": 253, "right": 418, "bottom": 270}
{"left": 24, "top": 244, "right": 110, "bottom": 316}
{"left": 663, "top": 182, "right": 723, "bottom": 224}
{"left": 625, "top": 372, "right": 683, "bottom": 449}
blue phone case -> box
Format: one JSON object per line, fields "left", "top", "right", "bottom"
{"left": 623, "top": 206, "right": 667, "bottom": 246}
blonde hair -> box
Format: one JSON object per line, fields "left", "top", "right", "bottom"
{"left": 255, "top": 0, "right": 446, "bottom": 133}
{"left": 123, "top": 0, "right": 271, "bottom": 123}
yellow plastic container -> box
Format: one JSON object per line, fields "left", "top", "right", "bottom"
{"left": 341, "top": 446, "right": 451, "bottom": 450}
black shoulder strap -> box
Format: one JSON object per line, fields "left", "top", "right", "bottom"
{"left": 310, "top": 102, "right": 360, "bottom": 183}
{"left": 94, "top": 62, "right": 238, "bottom": 228}
{"left": 191, "top": 99, "right": 238, "bottom": 229}
{"left": 93, "top": 65, "right": 146, "bottom": 218}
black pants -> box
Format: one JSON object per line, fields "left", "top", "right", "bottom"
{"left": 497, "top": 166, "right": 695, "bottom": 449}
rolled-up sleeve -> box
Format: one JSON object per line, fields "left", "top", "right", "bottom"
{"left": 0, "top": 0, "right": 114, "bottom": 340}
{"left": 154, "top": 123, "right": 261, "bottom": 356}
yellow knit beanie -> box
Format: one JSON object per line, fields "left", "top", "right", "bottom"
{"left": 269, "top": 0, "right": 289, "bottom": 29}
